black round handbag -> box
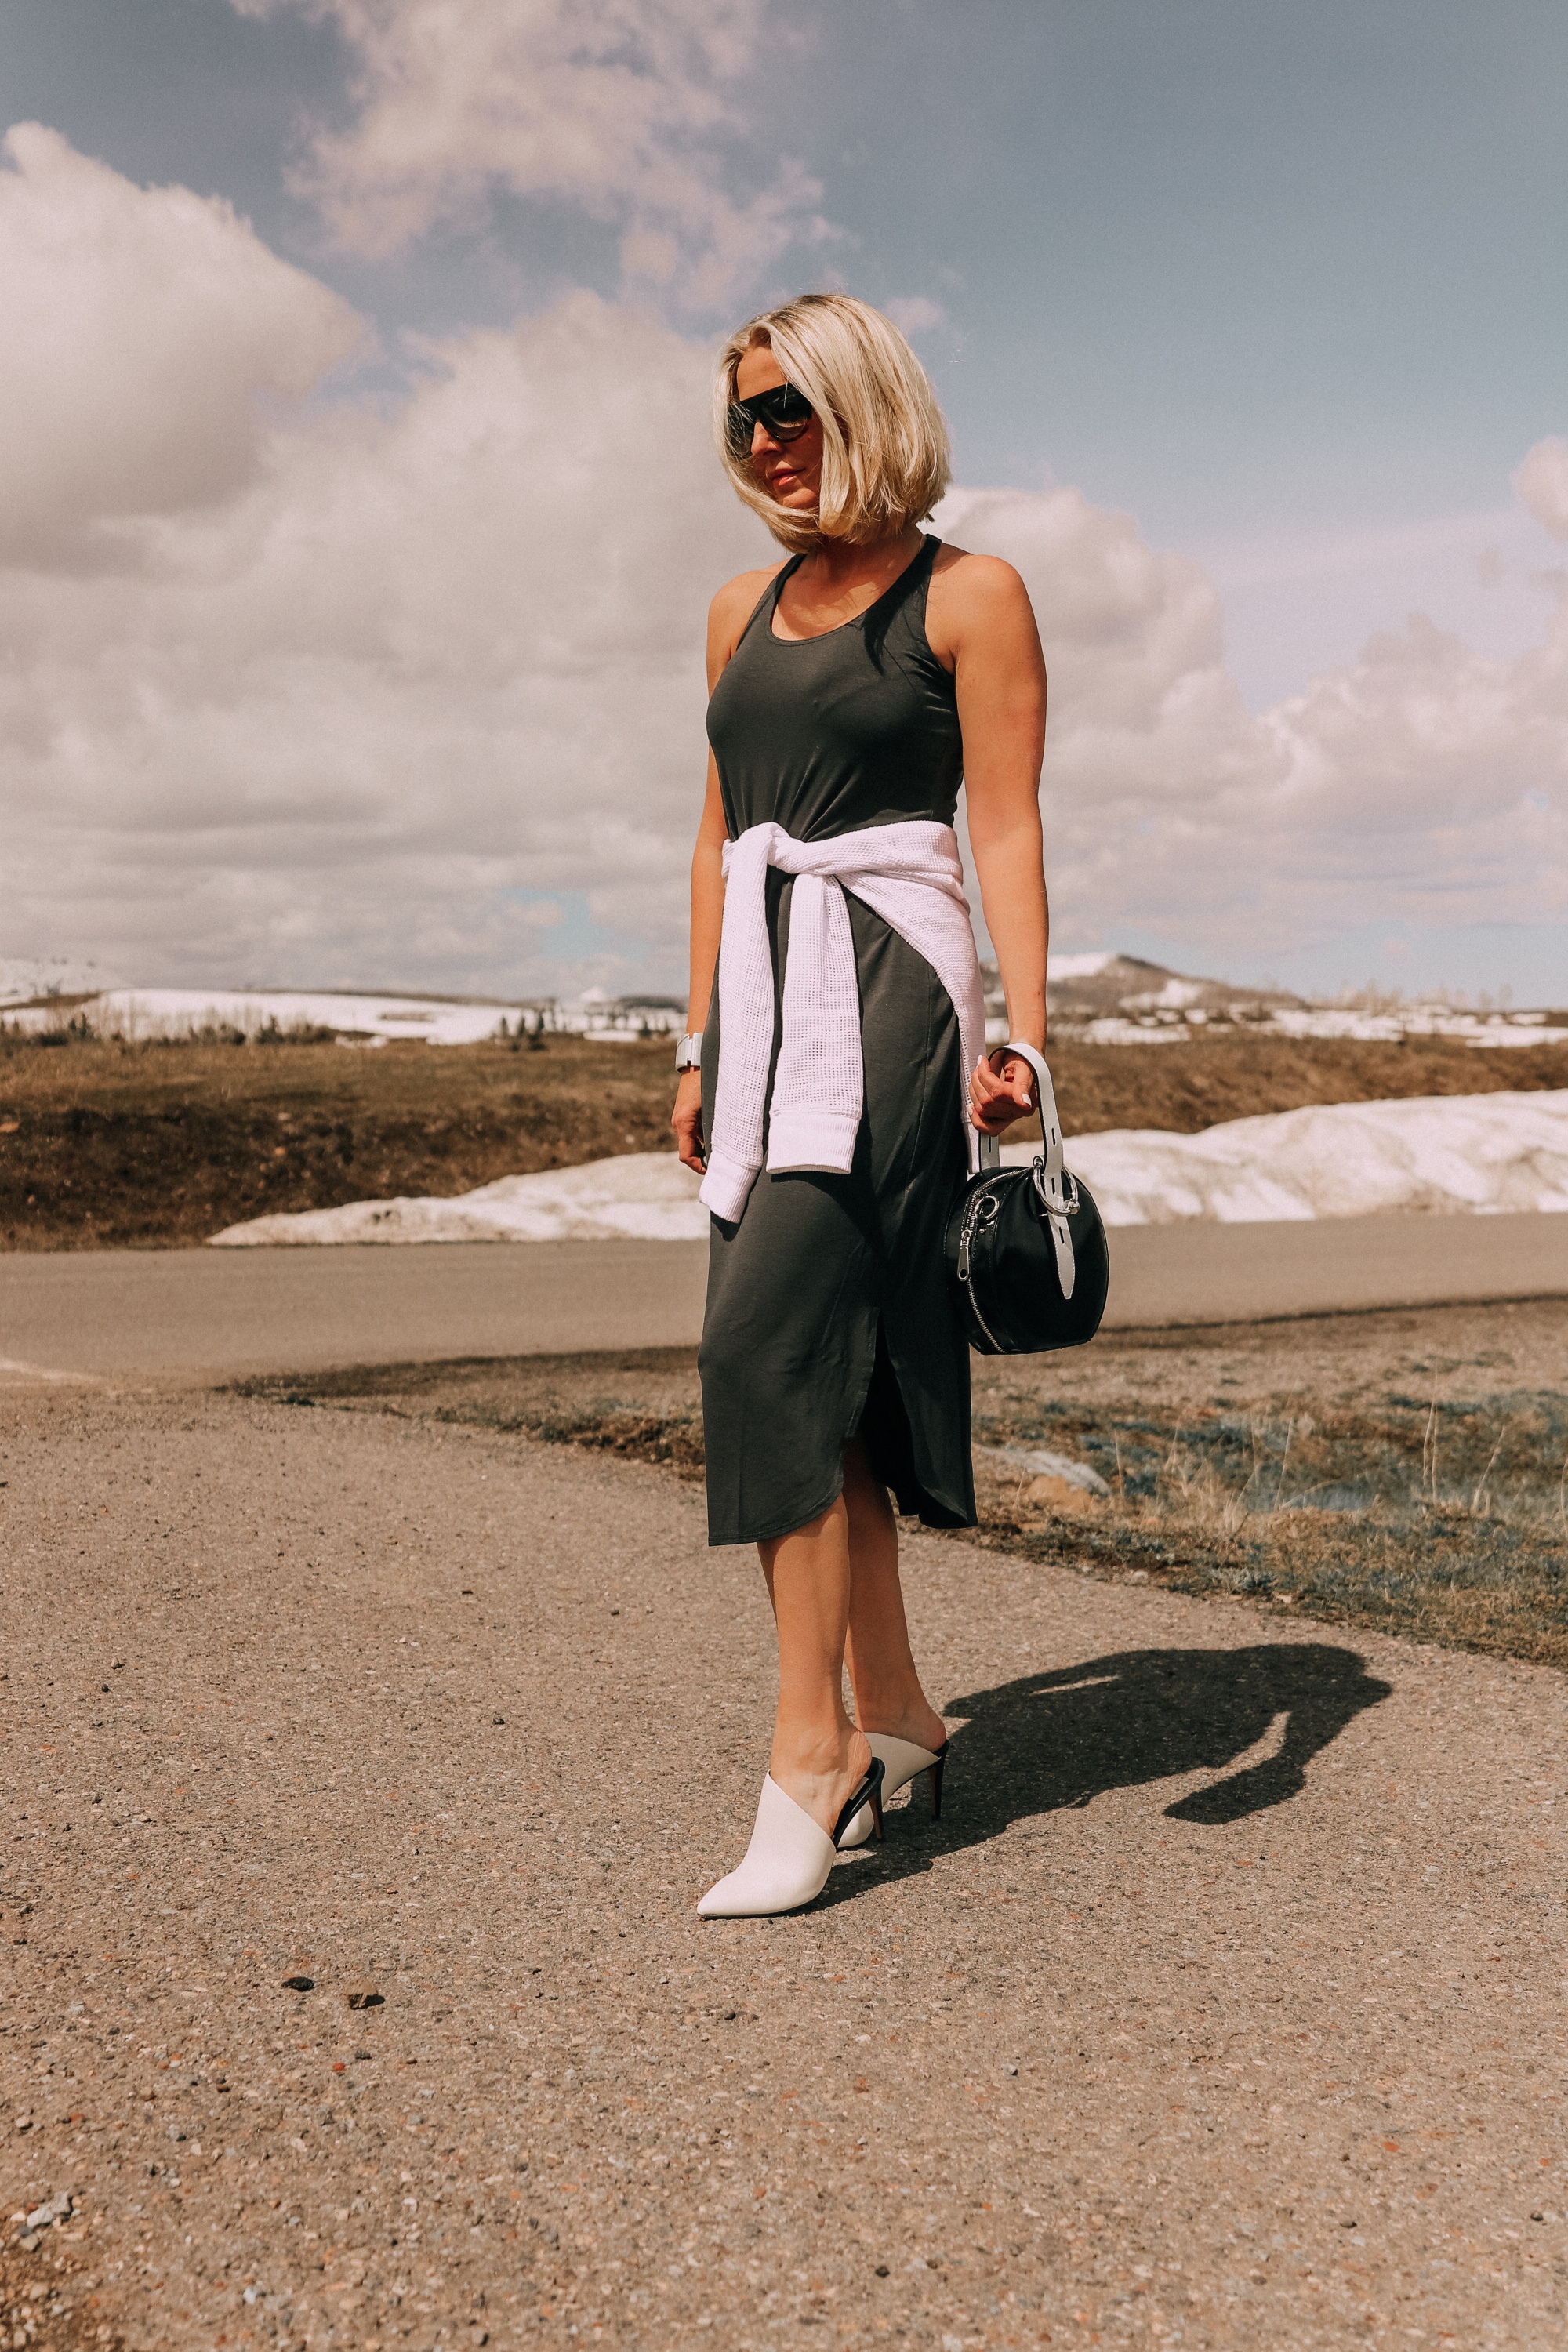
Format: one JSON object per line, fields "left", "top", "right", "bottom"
{"left": 945, "top": 1040, "right": 1110, "bottom": 1355}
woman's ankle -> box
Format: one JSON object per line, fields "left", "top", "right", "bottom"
{"left": 770, "top": 1719, "right": 869, "bottom": 1781}
{"left": 768, "top": 1722, "right": 873, "bottom": 1833}
{"left": 851, "top": 1690, "right": 947, "bottom": 1750}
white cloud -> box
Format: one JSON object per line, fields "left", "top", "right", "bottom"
{"left": 1191, "top": 506, "right": 1561, "bottom": 712}
{"left": 884, "top": 296, "right": 948, "bottom": 338}
{"left": 2, "top": 131, "right": 1563, "bottom": 996}
{"left": 939, "top": 483, "right": 1276, "bottom": 939}
{"left": 1260, "top": 609, "right": 1568, "bottom": 934}
{"left": 0, "top": 122, "right": 364, "bottom": 563}
{"left": 941, "top": 483, "right": 1567, "bottom": 955}
{"left": 0, "top": 143, "right": 769, "bottom": 990}
{"left": 231, "top": 0, "right": 830, "bottom": 307}
{"left": 1515, "top": 437, "right": 1568, "bottom": 543}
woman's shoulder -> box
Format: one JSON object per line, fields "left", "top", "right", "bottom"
{"left": 925, "top": 540, "right": 1038, "bottom": 667}
{"left": 710, "top": 562, "right": 787, "bottom": 626}
{"left": 707, "top": 562, "right": 788, "bottom": 676}
{"left": 928, "top": 539, "right": 1030, "bottom": 607}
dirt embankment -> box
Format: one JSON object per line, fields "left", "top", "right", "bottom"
{"left": 2, "top": 1029, "right": 1564, "bottom": 1250}
{"left": 1043, "top": 1031, "right": 1567, "bottom": 1136}
{"left": 0, "top": 1036, "right": 677, "bottom": 1250}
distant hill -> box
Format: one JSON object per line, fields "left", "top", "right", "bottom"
{"left": 1045, "top": 953, "right": 1301, "bottom": 1022}
{"left": 980, "top": 952, "right": 1300, "bottom": 1033}
{"left": 978, "top": 954, "right": 1565, "bottom": 1048}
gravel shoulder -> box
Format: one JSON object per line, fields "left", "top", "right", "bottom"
{"left": 2, "top": 1381, "right": 1566, "bottom": 2349}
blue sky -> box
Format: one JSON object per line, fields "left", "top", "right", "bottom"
{"left": 3, "top": 0, "right": 1565, "bottom": 999}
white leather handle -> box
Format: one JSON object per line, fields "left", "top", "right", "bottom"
{"left": 975, "top": 1039, "right": 1076, "bottom": 1301}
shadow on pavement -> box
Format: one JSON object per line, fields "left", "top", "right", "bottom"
{"left": 818, "top": 1640, "right": 1392, "bottom": 1907}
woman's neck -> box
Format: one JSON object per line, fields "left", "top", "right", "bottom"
{"left": 798, "top": 524, "right": 924, "bottom": 588}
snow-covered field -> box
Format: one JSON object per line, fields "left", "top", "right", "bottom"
{"left": 0, "top": 956, "right": 122, "bottom": 1006}
{"left": 1062, "top": 1005, "right": 1568, "bottom": 1049}
{"left": 9, "top": 959, "right": 1562, "bottom": 1049}
{"left": 2, "top": 987, "right": 535, "bottom": 1046}
{"left": 209, "top": 1088, "right": 1568, "bottom": 1245}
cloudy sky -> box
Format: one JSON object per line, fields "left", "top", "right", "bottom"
{"left": 4, "top": 0, "right": 1566, "bottom": 1002}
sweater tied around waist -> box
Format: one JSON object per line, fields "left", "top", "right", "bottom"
{"left": 699, "top": 817, "right": 986, "bottom": 1224}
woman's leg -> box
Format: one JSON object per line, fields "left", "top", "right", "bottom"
{"left": 841, "top": 1438, "right": 949, "bottom": 1751}
{"left": 760, "top": 1494, "right": 873, "bottom": 1838}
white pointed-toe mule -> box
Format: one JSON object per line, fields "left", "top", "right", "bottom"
{"left": 698, "top": 1760, "right": 884, "bottom": 1918}
{"left": 839, "top": 1732, "right": 949, "bottom": 1846}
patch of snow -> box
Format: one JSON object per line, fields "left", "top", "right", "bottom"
{"left": 6, "top": 987, "right": 538, "bottom": 1046}
{"left": 209, "top": 1151, "right": 708, "bottom": 1246}
{"left": 1126, "top": 978, "right": 1204, "bottom": 1011}
{"left": 1045, "top": 951, "right": 1117, "bottom": 980}
{"left": 210, "top": 1091, "right": 1568, "bottom": 1245}
{"left": 976, "top": 1445, "right": 1111, "bottom": 1496}
{"left": 0, "top": 956, "right": 122, "bottom": 1006}
{"left": 1060, "top": 1007, "right": 1568, "bottom": 1047}
{"left": 3, "top": 983, "right": 688, "bottom": 1044}
{"left": 1266, "top": 1005, "right": 1568, "bottom": 1047}
{"left": 208, "top": 1091, "right": 1568, "bottom": 1246}
{"left": 1002, "top": 1088, "right": 1568, "bottom": 1222}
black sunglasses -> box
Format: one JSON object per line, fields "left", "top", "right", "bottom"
{"left": 725, "top": 379, "right": 815, "bottom": 459}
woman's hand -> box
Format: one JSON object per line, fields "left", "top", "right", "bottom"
{"left": 673, "top": 1068, "right": 706, "bottom": 1173}
{"left": 969, "top": 1050, "right": 1038, "bottom": 1136}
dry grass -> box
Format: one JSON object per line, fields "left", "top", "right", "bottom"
{"left": 0, "top": 1033, "right": 677, "bottom": 1250}
{"left": 966, "top": 1299, "right": 1568, "bottom": 1667}
{"left": 235, "top": 1349, "right": 710, "bottom": 1479}
{"left": 4, "top": 1027, "right": 1565, "bottom": 1250}
{"left": 235, "top": 1297, "right": 1568, "bottom": 1671}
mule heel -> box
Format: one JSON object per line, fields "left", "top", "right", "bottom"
{"left": 840, "top": 1733, "right": 947, "bottom": 1845}
{"left": 867, "top": 1733, "right": 949, "bottom": 1820}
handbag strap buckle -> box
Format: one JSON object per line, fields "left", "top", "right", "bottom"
{"left": 978, "top": 1040, "right": 1079, "bottom": 1302}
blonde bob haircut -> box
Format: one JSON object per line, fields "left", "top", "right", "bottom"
{"left": 713, "top": 293, "right": 951, "bottom": 551}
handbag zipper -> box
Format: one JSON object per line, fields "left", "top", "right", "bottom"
{"left": 956, "top": 1189, "right": 1007, "bottom": 1349}
{"left": 956, "top": 1187, "right": 998, "bottom": 1282}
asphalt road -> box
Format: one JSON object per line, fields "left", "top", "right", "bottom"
{"left": 5, "top": 1210, "right": 1568, "bottom": 1382}
{"left": 2, "top": 1385, "right": 1564, "bottom": 2349}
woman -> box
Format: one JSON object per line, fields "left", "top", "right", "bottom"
{"left": 672, "top": 295, "right": 1049, "bottom": 1918}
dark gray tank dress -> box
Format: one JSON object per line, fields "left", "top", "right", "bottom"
{"left": 699, "top": 535, "right": 977, "bottom": 1547}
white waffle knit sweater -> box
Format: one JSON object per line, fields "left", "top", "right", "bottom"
{"left": 699, "top": 817, "right": 987, "bottom": 1224}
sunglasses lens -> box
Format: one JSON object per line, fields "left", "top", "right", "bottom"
{"left": 727, "top": 383, "right": 813, "bottom": 454}
{"left": 761, "top": 385, "right": 811, "bottom": 437}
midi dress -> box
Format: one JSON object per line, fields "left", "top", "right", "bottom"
{"left": 699, "top": 535, "right": 978, "bottom": 1547}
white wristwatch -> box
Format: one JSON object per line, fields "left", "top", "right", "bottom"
{"left": 674, "top": 1031, "right": 703, "bottom": 1073}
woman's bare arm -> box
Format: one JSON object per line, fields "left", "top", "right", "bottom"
{"left": 684, "top": 753, "right": 729, "bottom": 1036}
{"left": 672, "top": 568, "right": 780, "bottom": 1172}
{"left": 672, "top": 753, "right": 728, "bottom": 1173}
{"left": 930, "top": 549, "right": 1050, "bottom": 1132}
